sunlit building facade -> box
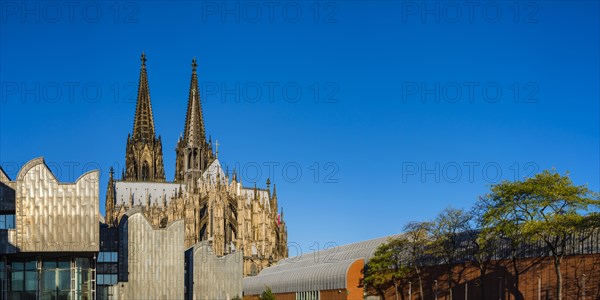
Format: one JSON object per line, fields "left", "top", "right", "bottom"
{"left": 0, "top": 158, "right": 100, "bottom": 300}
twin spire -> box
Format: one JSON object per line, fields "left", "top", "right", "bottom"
{"left": 131, "top": 53, "right": 208, "bottom": 150}
{"left": 132, "top": 52, "right": 156, "bottom": 141}
{"left": 129, "top": 53, "right": 214, "bottom": 183}
{"left": 182, "top": 58, "right": 207, "bottom": 148}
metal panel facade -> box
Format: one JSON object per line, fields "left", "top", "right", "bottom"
{"left": 187, "top": 241, "right": 243, "bottom": 299}
{"left": 15, "top": 158, "right": 99, "bottom": 252}
{"left": 116, "top": 212, "right": 185, "bottom": 299}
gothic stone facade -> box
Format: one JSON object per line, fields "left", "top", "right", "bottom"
{"left": 105, "top": 54, "right": 288, "bottom": 276}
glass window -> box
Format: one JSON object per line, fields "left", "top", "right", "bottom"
{"left": 7, "top": 215, "right": 14, "bottom": 229}
{"left": 42, "top": 269, "right": 56, "bottom": 292}
{"left": 98, "top": 251, "right": 118, "bottom": 263}
{"left": 0, "top": 215, "right": 15, "bottom": 229}
{"left": 25, "top": 270, "right": 37, "bottom": 291}
{"left": 11, "top": 271, "right": 24, "bottom": 291}
{"left": 11, "top": 262, "right": 24, "bottom": 291}
{"left": 43, "top": 261, "right": 57, "bottom": 269}
{"left": 58, "top": 269, "right": 70, "bottom": 290}
{"left": 97, "top": 264, "right": 107, "bottom": 274}
{"left": 0, "top": 261, "right": 4, "bottom": 281}
{"left": 11, "top": 262, "right": 23, "bottom": 271}
{"left": 58, "top": 261, "right": 70, "bottom": 270}
{"left": 96, "top": 273, "right": 118, "bottom": 286}
{"left": 76, "top": 258, "right": 89, "bottom": 269}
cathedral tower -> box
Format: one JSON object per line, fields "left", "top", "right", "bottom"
{"left": 106, "top": 55, "right": 288, "bottom": 276}
{"left": 174, "top": 58, "right": 214, "bottom": 186}
{"left": 124, "top": 53, "right": 166, "bottom": 182}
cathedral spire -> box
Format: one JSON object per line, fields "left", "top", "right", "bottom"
{"left": 270, "top": 182, "right": 277, "bottom": 214}
{"left": 132, "top": 52, "right": 156, "bottom": 141}
{"left": 182, "top": 57, "right": 206, "bottom": 147}
{"left": 175, "top": 57, "right": 215, "bottom": 183}
{"left": 105, "top": 167, "right": 116, "bottom": 226}
{"left": 124, "top": 53, "right": 166, "bottom": 182}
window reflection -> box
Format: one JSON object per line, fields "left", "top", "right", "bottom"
{"left": 4, "top": 258, "right": 93, "bottom": 300}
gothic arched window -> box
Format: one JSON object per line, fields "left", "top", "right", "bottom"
{"left": 141, "top": 161, "right": 150, "bottom": 181}
{"left": 199, "top": 224, "right": 207, "bottom": 240}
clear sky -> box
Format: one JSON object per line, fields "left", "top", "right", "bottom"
{"left": 1, "top": 1, "right": 598, "bottom": 255}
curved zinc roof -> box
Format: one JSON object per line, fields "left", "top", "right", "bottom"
{"left": 243, "top": 235, "right": 400, "bottom": 295}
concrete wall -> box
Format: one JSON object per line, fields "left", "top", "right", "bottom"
{"left": 14, "top": 157, "right": 99, "bottom": 252}
{"left": 116, "top": 211, "right": 185, "bottom": 299}
{"left": 187, "top": 241, "right": 243, "bottom": 300}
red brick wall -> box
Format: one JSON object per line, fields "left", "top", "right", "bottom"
{"left": 378, "top": 254, "right": 600, "bottom": 300}
{"left": 347, "top": 259, "right": 365, "bottom": 300}
{"left": 321, "top": 289, "right": 349, "bottom": 300}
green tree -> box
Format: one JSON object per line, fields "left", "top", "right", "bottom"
{"left": 403, "top": 221, "right": 431, "bottom": 300}
{"left": 429, "top": 207, "right": 471, "bottom": 300}
{"left": 479, "top": 188, "right": 528, "bottom": 299}
{"left": 259, "top": 287, "right": 276, "bottom": 300}
{"left": 467, "top": 204, "right": 496, "bottom": 297}
{"left": 481, "top": 170, "right": 599, "bottom": 300}
{"left": 363, "top": 237, "right": 411, "bottom": 300}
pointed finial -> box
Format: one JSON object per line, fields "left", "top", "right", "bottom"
{"left": 109, "top": 167, "right": 115, "bottom": 180}
{"left": 141, "top": 52, "right": 147, "bottom": 66}
{"left": 273, "top": 183, "right": 277, "bottom": 198}
{"left": 266, "top": 178, "right": 271, "bottom": 190}
{"left": 191, "top": 57, "right": 198, "bottom": 71}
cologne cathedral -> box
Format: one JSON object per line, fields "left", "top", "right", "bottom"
{"left": 105, "top": 53, "right": 288, "bottom": 276}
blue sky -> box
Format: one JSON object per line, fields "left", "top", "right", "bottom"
{"left": 1, "top": 1, "right": 598, "bottom": 254}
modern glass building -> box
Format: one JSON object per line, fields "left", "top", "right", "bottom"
{"left": 0, "top": 257, "right": 94, "bottom": 299}
{"left": 0, "top": 158, "right": 100, "bottom": 300}
{"left": 0, "top": 157, "right": 243, "bottom": 300}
